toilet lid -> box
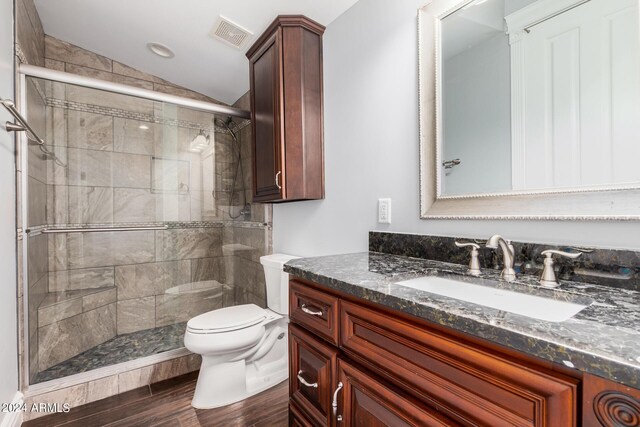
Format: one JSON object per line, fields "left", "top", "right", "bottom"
{"left": 186, "top": 304, "right": 267, "bottom": 333}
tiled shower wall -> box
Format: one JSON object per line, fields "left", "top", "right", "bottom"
{"left": 32, "top": 76, "right": 269, "bottom": 376}
{"left": 15, "top": 0, "right": 272, "bottom": 403}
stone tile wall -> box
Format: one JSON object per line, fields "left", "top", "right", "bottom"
{"left": 15, "top": 2, "right": 273, "bottom": 390}
{"left": 43, "top": 36, "right": 224, "bottom": 104}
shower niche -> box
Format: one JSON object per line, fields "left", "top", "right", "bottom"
{"left": 22, "top": 75, "right": 270, "bottom": 385}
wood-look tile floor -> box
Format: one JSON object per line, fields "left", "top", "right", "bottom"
{"left": 23, "top": 372, "right": 289, "bottom": 427}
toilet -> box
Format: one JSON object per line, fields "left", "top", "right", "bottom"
{"left": 184, "top": 253, "right": 299, "bottom": 409}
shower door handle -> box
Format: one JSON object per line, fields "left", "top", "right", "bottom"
{"left": 297, "top": 370, "right": 318, "bottom": 388}
{"left": 275, "top": 171, "right": 282, "bottom": 189}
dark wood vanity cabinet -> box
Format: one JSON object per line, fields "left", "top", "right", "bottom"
{"left": 290, "top": 325, "right": 337, "bottom": 426}
{"left": 288, "top": 277, "right": 640, "bottom": 426}
{"left": 246, "top": 16, "right": 325, "bottom": 203}
{"left": 336, "top": 359, "right": 456, "bottom": 426}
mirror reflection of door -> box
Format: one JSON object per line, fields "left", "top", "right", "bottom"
{"left": 441, "top": 0, "right": 640, "bottom": 196}
{"left": 511, "top": 0, "right": 640, "bottom": 190}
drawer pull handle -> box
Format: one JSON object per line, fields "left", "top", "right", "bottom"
{"left": 296, "top": 370, "right": 318, "bottom": 388}
{"left": 332, "top": 382, "right": 344, "bottom": 422}
{"left": 275, "top": 171, "right": 282, "bottom": 189}
{"left": 301, "top": 304, "right": 323, "bottom": 316}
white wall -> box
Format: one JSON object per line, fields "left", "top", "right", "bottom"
{"left": 505, "top": 0, "right": 538, "bottom": 15}
{"left": 443, "top": 32, "right": 511, "bottom": 195}
{"left": 0, "top": 0, "right": 19, "bottom": 420}
{"left": 272, "top": 0, "right": 640, "bottom": 256}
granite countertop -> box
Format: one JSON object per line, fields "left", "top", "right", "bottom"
{"left": 284, "top": 252, "right": 640, "bottom": 388}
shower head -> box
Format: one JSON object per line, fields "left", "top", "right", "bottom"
{"left": 214, "top": 116, "right": 234, "bottom": 129}
{"left": 214, "top": 116, "right": 238, "bottom": 142}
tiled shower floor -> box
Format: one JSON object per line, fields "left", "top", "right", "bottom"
{"left": 33, "top": 322, "right": 188, "bottom": 384}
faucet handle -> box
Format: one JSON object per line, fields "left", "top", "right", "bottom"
{"left": 455, "top": 241, "right": 481, "bottom": 276}
{"left": 539, "top": 250, "right": 582, "bottom": 288}
{"left": 455, "top": 241, "right": 480, "bottom": 250}
{"left": 541, "top": 249, "right": 582, "bottom": 259}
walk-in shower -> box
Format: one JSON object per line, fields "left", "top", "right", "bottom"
{"left": 16, "top": 65, "right": 269, "bottom": 387}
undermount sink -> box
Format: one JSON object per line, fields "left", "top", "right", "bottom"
{"left": 395, "top": 276, "right": 588, "bottom": 322}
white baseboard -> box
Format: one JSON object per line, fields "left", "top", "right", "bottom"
{"left": 0, "top": 392, "right": 24, "bottom": 427}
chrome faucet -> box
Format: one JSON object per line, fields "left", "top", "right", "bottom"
{"left": 486, "top": 235, "right": 516, "bottom": 281}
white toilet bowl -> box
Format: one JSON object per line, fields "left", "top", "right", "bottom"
{"left": 184, "top": 253, "right": 298, "bottom": 409}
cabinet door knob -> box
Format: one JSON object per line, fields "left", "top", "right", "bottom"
{"left": 275, "top": 171, "right": 282, "bottom": 189}
{"left": 301, "top": 304, "right": 323, "bottom": 316}
{"left": 296, "top": 370, "right": 318, "bottom": 388}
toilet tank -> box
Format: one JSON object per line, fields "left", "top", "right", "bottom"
{"left": 260, "top": 253, "right": 300, "bottom": 315}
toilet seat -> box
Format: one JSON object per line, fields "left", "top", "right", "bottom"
{"left": 186, "top": 304, "right": 274, "bottom": 334}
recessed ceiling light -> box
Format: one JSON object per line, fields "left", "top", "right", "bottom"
{"left": 147, "top": 42, "right": 174, "bottom": 58}
{"left": 139, "top": 124, "right": 149, "bottom": 130}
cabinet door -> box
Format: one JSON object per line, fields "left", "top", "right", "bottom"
{"left": 340, "top": 300, "right": 578, "bottom": 426}
{"left": 335, "top": 359, "right": 459, "bottom": 427}
{"left": 582, "top": 373, "right": 640, "bottom": 427}
{"left": 249, "top": 29, "right": 283, "bottom": 202}
{"left": 290, "top": 324, "right": 338, "bottom": 426}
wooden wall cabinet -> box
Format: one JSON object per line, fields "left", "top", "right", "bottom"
{"left": 288, "top": 276, "right": 640, "bottom": 426}
{"left": 246, "top": 16, "right": 325, "bottom": 203}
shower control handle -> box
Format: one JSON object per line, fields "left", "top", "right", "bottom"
{"left": 301, "top": 304, "right": 323, "bottom": 316}
{"left": 297, "top": 370, "right": 318, "bottom": 388}
{"left": 275, "top": 171, "right": 282, "bottom": 189}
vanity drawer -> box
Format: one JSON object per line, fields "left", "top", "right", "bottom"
{"left": 290, "top": 279, "right": 340, "bottom": 345}
{"left": 340, "top": 301, "right": 579, "bottom": 427}
{"left": 290, "top": 324, "right": 338, "bottom": 426}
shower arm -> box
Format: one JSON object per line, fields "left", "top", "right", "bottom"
{"left": 1, "top": 98, "right": 68, "bottom": 168}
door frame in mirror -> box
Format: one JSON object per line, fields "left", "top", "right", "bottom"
{"left": 418, "top": 0, "right": 640, "bottom": 220}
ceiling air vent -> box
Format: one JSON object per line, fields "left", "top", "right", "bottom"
{"left": 210, "top": 16, "right": 253, "bottom": 49}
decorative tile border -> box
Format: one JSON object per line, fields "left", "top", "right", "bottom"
{"left": 46, "top": 97, "right": 250, "bottom": 135}
{"left": 223, "top": 220, "right": 271, "bottom": 229}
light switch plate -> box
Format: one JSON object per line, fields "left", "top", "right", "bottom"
{"left": 378, "top": 198, "right": 391, "bottom": 224}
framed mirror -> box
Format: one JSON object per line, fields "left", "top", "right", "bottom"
{"left": 419, "top": 0, "right": 640, "bottom": 219}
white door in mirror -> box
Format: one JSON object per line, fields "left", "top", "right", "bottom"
{"left": 378, "top": 198, "right": 391, "bottom": 224}
{"left": 513, "top": 0, "right": 640, "bottom": 190}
